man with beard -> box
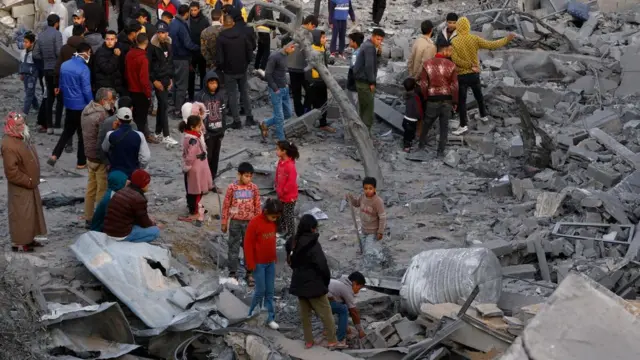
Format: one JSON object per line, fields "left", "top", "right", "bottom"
{"left": 1, "top": 112, "right": 47, "bottom": 252}
{"left": 81, "top": 87, "right": 116, "bottom": 227}
{"left": 187, "top": 2, "right": 210, "bottom": 101}
{"left": 63, "top": 9, "right": 85, "bottom": 44}
{"left": 149, "top": 22, "right": 178, "bottom": 145}
{"left": 93, "top": 31, "right": 124, "bottom": 95}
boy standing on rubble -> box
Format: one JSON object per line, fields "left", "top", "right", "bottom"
{"left": 346, "top": 177, "right": 387, "bottom": 244}
{"left": 401, "top": 78, "right": 423, "bottom": 152}
{"left": 20, "top": 32, "right": 39, "bottom": 116}
{"left": 450, "top": 16, "right": 515, "bottom": 135}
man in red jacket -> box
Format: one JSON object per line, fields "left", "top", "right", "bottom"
{"left": 125, "top": 33, "right": 155, "bottom": 143}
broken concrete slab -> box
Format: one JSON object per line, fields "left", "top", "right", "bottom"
{"left": 586, "top": 163, "right": 622, "bottom": 187}
{"left": 374, "top": 98, "right": 404, "bottom": 133}
{"left": 535, "top": 191, "right": 568, "bottom": 217}
{"left": 393, "top": 319, "right": 423, "bottom": 342}
{"left": 215, "top": 289, "right": 250, "bottom": 325}
{"left": 579, "top": 110, "right": 622, "bottom": 134}
{"left": 589, "top": 127, "right": 640, "bottom": 169}
{"left": 502, "top": 264, "right": 537, "bottom": 279}
{"left": 474, "top": 303, "right": 503, "bottom": 318}
{"left": 263, "top": 328, "right": 359, "bottom": 360}
{"left": 500, "top": 273, "right": 640, "bottom": 360}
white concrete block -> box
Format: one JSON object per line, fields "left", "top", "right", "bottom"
{"left": 11, "top": 4, "right": 35, "bottom": 18}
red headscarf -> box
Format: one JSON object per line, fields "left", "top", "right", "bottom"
{"left": 4, "top": 112, "right": 26, "bottom": 139}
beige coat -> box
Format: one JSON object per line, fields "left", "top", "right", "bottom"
{"left": 1, "top": 136, "right": 47, "bottom": 245}
{"left": 407, "top": 36, "right": 437, "bottom": 78}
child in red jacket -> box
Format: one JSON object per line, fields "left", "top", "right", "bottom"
{"left": 244, "top": 198, "right": 283, "bottom": 330}
{"left": 275, "top": 141, "right": 299, "bottom": 239}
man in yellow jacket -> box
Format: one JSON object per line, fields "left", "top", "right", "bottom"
{"left": 450, "top": 17, "right": 515, "bottom": 135}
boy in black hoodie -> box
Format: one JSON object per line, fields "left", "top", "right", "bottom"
{"left": 306, "top": 30, "right": 335, "bottom": 132}
{"left": 401, "top": 78, "right": 423, "bottom": 152}
{"left": 195, "top": 71, "right": 226, "bottom": 188}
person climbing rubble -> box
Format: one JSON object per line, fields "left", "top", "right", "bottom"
{"left": 328, "top": 272, "right": 367, "bottom": 345}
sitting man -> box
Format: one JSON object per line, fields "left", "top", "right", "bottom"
{"left": 101, "top": 106, "right": 150, "bottom": 178}
{"left": 103, "top": 169, "right": 161, "bottom": 242}
{"left": 327, "top": 271, "right": 367, "bottom": 347}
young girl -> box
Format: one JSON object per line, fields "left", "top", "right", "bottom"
{"left": 285, "top": 214, "right": 339, "bottom": 349}
{"left": 178, "top": 115, "right": 213, "bottom": 226}
{"left": 244, "top": 198, "right": 283, "bottom": 330}
{"left": 275, "top": 141, "right": 300, "bottom": 239}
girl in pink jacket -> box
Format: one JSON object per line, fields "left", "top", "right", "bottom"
{"left": 179, "top": 115, "right": 213, "bottom": 226}
{"left": 275, "top": 141, "right": 300, "bottom": 238}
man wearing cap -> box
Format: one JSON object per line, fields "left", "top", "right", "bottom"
{"left": 101, "top": 106, "right": 150, "bottom": 178}
{"left": 96, "top": 96, "right": 138, "bottom": 164}
{"left": 103, "top": 169, "right": 161, "bottom": 243}
{"left": 149, "top": 21, "right": 178, "bottom": 145}
{"left": 63, "top": 9, "right": 85, "bottom": 44}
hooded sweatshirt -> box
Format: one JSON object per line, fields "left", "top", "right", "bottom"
{"left": 216, "top": 23, "right": 253, "bottom": 75}
{"left": 450, "top": 17, "right": 511, "bottom": 75}
{"left": 81, "top": 100, "right": 110, "bottom": 162}
{"left": 243, "top": 213, "right": 277, "bottom": 271}
{"left": 195, "top": 71, "right": 227, "bottom": 137}
{"left": 285, "top": 232, "right": 331, "bottom": 298}
{"left": 306, "top": 30, "right": 330, "bottom": 83}
{"left": 404, "top": 91, "right": 423, "bottom": 123}
{"left": 125, "top": 47, "right": 152, "bottom": 97}
{"left": 90, "top": 170, "right": 128, "bottom": 231}
{"left": 265, "top": 49, "right": 288, "bottom": 91}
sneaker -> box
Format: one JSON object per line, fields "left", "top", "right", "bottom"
{"left": 328, "top": 340, "right": 349, "bottom": 349}
{"left": 452, "top": 126, "right": 468, "bottom": 135}
{"left": 267, "top": 321, "right": 279, "bottom": 330}
{"left": 47, "top": 128, "right": 54, "bottom": 135}
{"left": 37, "top": 126, "right": 47, "bottom": 133}
{"left": 255, "top": 69, "right": 265, "bottom": 78}
{"left": 162, "top": 135, "right": 179, "bottom": 146}
{"left": 245, "top": 116, "right": 257, "bottom": 127}
{"left": 146, "top": 135, "right": 160, "bottom": 144}
{"left": 47, "top": 157, "right": 56, "bottom": 166}
{"left": 230, "top": 121, "right": 242, "bottom": 130}
{"left": 479, "top": 116, "right": 489, "bottom": 123}
{"left": 64, "top": 144, "right": 73, "bottom": 153}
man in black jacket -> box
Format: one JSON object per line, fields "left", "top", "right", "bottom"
{"left": 188, "top": 1, "right": 210, "bottom": 102}
{"left": 136, "top": 9, "right": 156, "bottom": 41}
{"left": 93, "top": 30, "right": 124, "bottom": 95}
{"left": 216, "top": 8, "right": 255, "bottom": 129}
{"left": 117, "top": 22, "right": 143, "bottom": 96}
{"left": 82, "top": 0, "right": 108, "bottom": 35}
{"left": 149, "top": 22, "right": 177, "bottom": 145}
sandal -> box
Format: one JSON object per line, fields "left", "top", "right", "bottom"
{"left": 305, "top": 342, "right": 314, "bottom": 349}
{"left": 12, "top": 244, "right": 34, "bottom": 252}
{"left": 328, "top": 341, "right": 349, "bottom": 349}
{"left": 259, "top": 122, "right": 269, "bottom": 140}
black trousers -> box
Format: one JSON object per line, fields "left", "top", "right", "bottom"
{"left": 402, "top": 118, "right": 417, "bottom": 148}
{"left": 37, "top": 71, "right": 56, "bottom": 128}
{"left": 131, "top": 92, "right": 150, "bottom": 136}
{"left": 155, "top": 88, "right": 170, "bottom": 136}
{"left": 205, "top": 134, "right": 223, "bottom": 183}
{"left": 52, "top": 109, "right": 86, "bottom": 165}
{"left": 309, "top": 82, "right": 328, "bottom": 127}
{"left": 372, "top": 0, "right": 386, "bottom": 24}
{"left": 289, "top": 71, "right": 311, "bottom": 117}
{"left": 458, "top": 73, "right": 486, "bottom": 127}
{"left": 189, "top": 53, "right": 207, "bottom": 101}
{"left": 419, "top": 100, "right": 453, "bottom": 154}
{"left": 255, "top": 33, "right": 271, "bottom": 70}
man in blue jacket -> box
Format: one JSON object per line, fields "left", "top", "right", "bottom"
{"left": 48, "top": 42, "right": 94, "bottom": 169}
{"left": 169, "top": 4, "right": 200, "bottom": 116}
{"left": 328, "top": 0, "right": 355, "bottom": 57}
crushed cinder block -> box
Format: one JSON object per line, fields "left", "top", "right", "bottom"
{"left": 474, "top": 303, "right": 504, "bottom": 318}
{"left": 510, "top": 135, "right": 524, "bottom": 157}
{"left": 502, "top": 264, "right": 537, "bottom": 279}
{"left": 489, "top": 176, "right": 512, "bottom": 198}
{"left": 443, "top": 150, "right": 460, "bottom": 167}
{"left": 409, "top": 198, "right": 445, "bottom": 214}
{"left": 579, "top": 109, "right": 622, "bottom": 134}
{"left": 393, "top": 319, "right": 422, "bottom": 342}
{"left": 522, "top": 91, "right": 541, "bottom": 104}
{"left": 586, "top": 163, "right": 622, "bottom": 187}
{"left": 511, "top": 177, "right": 535, "bottom": 202}
{"left": 623, "top": 120, "right": 640, "bottom": 129}
{"left": 11, "top": 3, "right": 34, "bottom": 17}
{"left": 475, "top": 239, "right": 515, "bottom": 257}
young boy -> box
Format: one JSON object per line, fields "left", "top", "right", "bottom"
{"left": 437, "top": 13, "right": 459, "bottom": 44}
{"left": 222, "top": 162, "right": 261, "bottom": 279}
{"left": 346, "top": 177, "right": 387, "bottom": 243}
{"left": 346, "top": 32, "right": 364, "bottom": 107}
{"left": 401, "top": 78, "right": 423, "bottom": 152}
{"left": 329, "top": 0, "right": 355, "bottom": 58}
{"left": 307, "top": 30, "right": 335, "bottom": 132}
{"left": 195, "top": 70, "right": 226, "bottom": 187}
{"left": 418, "top": 37, "right": 458, "bottom": 157}
{"left": 451, "top": 17, "right": 515, "bottom": 135}
{"left": 20, "top": 32, "right": 39, "bottom": 115}
{"left": 247, "top": 0, "right": 275, "bottom": 72}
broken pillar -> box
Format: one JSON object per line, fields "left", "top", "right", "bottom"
{"left": 284, "top": 109, "right": 320, "bottom": 138}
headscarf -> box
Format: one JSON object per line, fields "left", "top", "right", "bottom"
{"left": 90, "top": 170, "right": 128, "bottom": 232}
{"left": 4, "top": 112, "right": 27, "bottom": 140}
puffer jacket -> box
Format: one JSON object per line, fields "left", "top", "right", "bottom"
{"left": 93, "top": 43, "right": 124, "bottom": 94}
{"left": 32, "top": 26, "right": 63, "bottom": 71}
{"left": 286, "top": 232, "right": 331, "bottom": 299}
{"left": 81, "top": 101, "right": 110, "bottom": 162}
{"left": 195, "top": 71, "right": 226, "bottom": 137}
{"left": 169, "top": 15, "right": 200, "bottom": 60}
{"left": 451, "top": 17, "right": 511, "bottom": 75}
{"left": 59, "top": 56, "right": 93, "bottom": 111}
{"left": 55, "top": 35, "right": 84, "bottom": 86}
{"left": 84, "top": 32, "right": 104, "bottom": 53}
{"left": 117, "top": 32, "right": 135, "bottom": 90}
{"left": 103, "top": 185, "right": 154, "bottom": 238}
{"left": 149, "top": 34, "right": 173, "bottom": 86}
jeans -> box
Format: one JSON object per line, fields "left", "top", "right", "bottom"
{"left": 52, "top": 109, "right": 86, "bottom": 166}
{"left": 173, "top": 59, "right": 190, "bottom": 109}
{"left": 330, "top": 300, "right": 349, "bottom": 341}
{"left": 299, "top": 295, "right": 337, "bottom": 344}
{"left": 228, "top": 219, "right": 249, "bottom": 274}
{"left": 248, "top": 262, "right": 276, "bottom": 323}
{"left": 289, "top": 71, "right": 311, "bottom": 116}
{"left": 224, "top": 72, "right": 253, "bottom": 123}
{"left": 263, "top": 87, "right": 292, "bottom": 140}
{"left": 457, "top": 73, "right": 486, "bottom": 127}
{"left": 155, "top": 88, "right": 170, "bottom": 136}
{"left": 205, "top": 134, "right": 223, "bottom": 182}
{"left": 84, "top": 160, "right": 108, "bottom": 221}
{"left": 356, "top": 81, "right": 375, "bottom": 129}
{"left": 330, "top": 20, "right": 347, "bottom": 54}
{"left": 188, "top": 53, "right": 207, "bottom": 101}
{"left": 420, "top": 101, "right": 452, "bottom": 153}
{"left": 255, "top": 32, "right": 271, "bottom": 70}
{"left": 23, "top": 74, "right": 39, "bottom": 115}
{"left": 131, "top": 92, "right": 150, "bottom": 137}
{"left": 126, "top": 225, "right": 161, "bottom": 243}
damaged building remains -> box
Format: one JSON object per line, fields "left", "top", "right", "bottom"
{"left": 3, "top": 0, "right": 640, "bottom": 359}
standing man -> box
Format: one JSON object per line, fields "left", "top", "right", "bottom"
{"left": 407, "top": 20, "right": 436, "bottom": 79}
{"left": 259, "top": 42, "right": 295, "bottom": 141}
{"left": 248, "top": 0, "right": 275, "bottom": 73}
{"left": 125, "top": 33, "right": 153, "bottom": 142}
{"left": 120, "top": 0, "right": 141, "bottom": 31}
{"left": 117, "top": 22, "right": 143, "bottom": 97}
{"left": 136, "top": 9, "right": 157, "bottom": 41}
{"left": 62, "top": 9, "right": 85, "bottom": 44}
{"left": 33, "top": 14, "right": 63, "bottom": 134}
{"left": 327, "top": 272, "right": 367, "bottom": 347}
{"left": 329, "top": 0, "right": 355, "bottom": 58}
{"left": 372, "top": 0, "right": 385, "bottom": 26}
{"left": 2, "top": 112, "right": 47, "bottom": 252}
{"left": 437, "top": 13, "right": 459, "bottom": 44}
{"left": 169, "top": 4, "right": 200, "bottom": 117}
{"left": 96, "top": 97, "right": 138, "bottom": 165}
{"left": 48, "top": 42, "right": 93, "bottom": 169}
{"left": 282, "top": 15, "right": 318, "bottom": 117}
{"left": 450, "top": 17, "right": 514, "bottom": 135}
{"left": 93, "top": 30, "right": 124, "bottom": 95}
{"left": 216, "top": 8, "right": 255, "bottom": 128}
{"left": 211, "top": 0, "right": 247, "bottom": 22}
{"left": 188, "top": 2, "right": 210, "bottom": 101}
{"left": 200, "top": 9, "right": 224, "bottom": 70}
{"left": 353, "top": 28, "right": 385, "bottom": 130}
{"left": 149, "top": 22, "right": 178, "bottom": 145}
{"left": 82, "top": 0, "right": 108, "bottom": 35}
{"left": 81, "top": 87, "right": 115, "bottom": 226}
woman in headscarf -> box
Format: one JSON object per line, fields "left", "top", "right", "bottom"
{"left": 1, "top": 112, "right": 47, "bottom": 252}
{"left": 90, "top": 170, "right": 128, "bottom": 232}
